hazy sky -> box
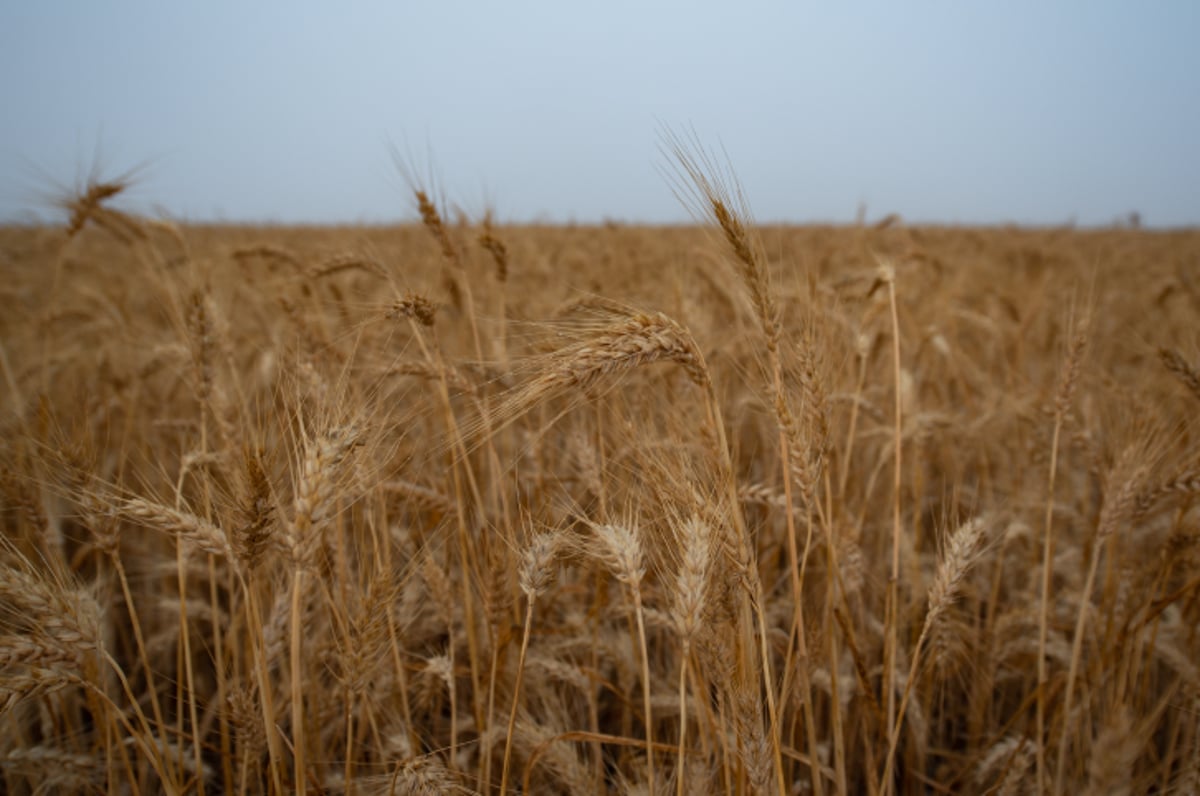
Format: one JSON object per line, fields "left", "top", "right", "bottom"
{"left": 2, "top": 2, "right": 1198, "bottom": 226}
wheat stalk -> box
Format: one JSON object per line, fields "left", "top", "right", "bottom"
{"left": 1037, "top": 311, "right": 1089, "bottom": 792}
{"left": 881, "top": 516, "right": 989, "bottom": 788}
{"left": 672, "top": 514, "right": 712, "bottom": 796}
{"left": 500, "top": 529, "right": 561, "bottom": 795}
{"left": 589, "top": 518, "right": 656, "bottom": 792}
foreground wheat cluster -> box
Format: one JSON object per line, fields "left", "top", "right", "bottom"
{"left": 1, "top": 157, "right": 1199, "bottom": 796}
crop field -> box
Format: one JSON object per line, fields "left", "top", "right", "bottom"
{"left": 1, "top": 162, "right": 1199, "bottom": 794}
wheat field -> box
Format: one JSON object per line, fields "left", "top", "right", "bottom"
{"left": 1, "top": 159, "right": 1199, "bottom": 795}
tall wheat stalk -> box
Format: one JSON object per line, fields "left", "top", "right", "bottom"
{"left": 1037, "top": 312, "right": 1088, "bottom": 793}
{"left": 880, "top": 260, "right": 904, "bottom": 796}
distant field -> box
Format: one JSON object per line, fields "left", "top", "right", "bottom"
{"left": 1, "top": 178, "right": 1199, "bottom": 794}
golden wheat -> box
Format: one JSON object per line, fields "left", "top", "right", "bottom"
{"left": 0, "top": 156, "right": 1197, "bottom": 796}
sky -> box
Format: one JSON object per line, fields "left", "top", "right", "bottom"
{"left": 2, "top": 2, "right": 1198, "bottom": 227}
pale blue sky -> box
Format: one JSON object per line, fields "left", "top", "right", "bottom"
{"left": 2, "top": 2, "right": 1197, "bottom": 226}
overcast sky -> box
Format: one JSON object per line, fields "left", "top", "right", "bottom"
{"left": 2, "top": 2, "right": 1198, "bottom": 226}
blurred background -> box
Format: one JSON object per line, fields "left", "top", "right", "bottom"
{"left": 2, "top": 1, "right": 1197, "bottom": 226}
